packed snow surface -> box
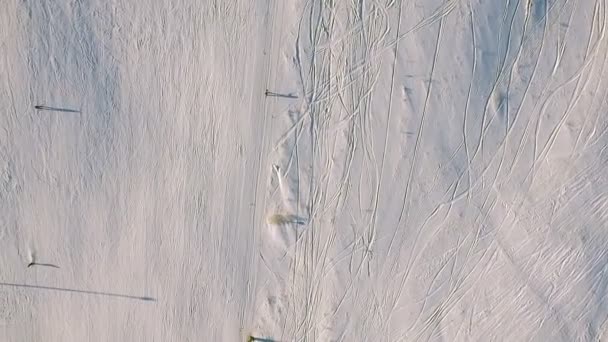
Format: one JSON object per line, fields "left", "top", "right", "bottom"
{"left": 2, "top": 0, "right": 608, "bottom": 341}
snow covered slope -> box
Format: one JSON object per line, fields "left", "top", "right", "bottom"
{"left": 1, "top": 0, "right": 608, "bottom": 341}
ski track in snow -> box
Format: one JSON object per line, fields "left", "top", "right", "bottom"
{"left": 2, "top": 0, "right": 608, "bottom": 341}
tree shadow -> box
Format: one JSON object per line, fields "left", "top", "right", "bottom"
{"left": 27, "top": 262, "right": 60, "bottom": 269}
{"left": 264, "top": 90, "right": 298, "bottom": 99}
{"left": 35, "top": 105, "right": 81, "bottom": 113}
{"left": 248, "top": 336, "right": 276, "bottom": 342}
{"left": 0, "top": 282, "right": 155, "bottom": 302}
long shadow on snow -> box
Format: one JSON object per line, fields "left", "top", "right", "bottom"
{"left": 0, "top": 282, "right": 155, "bottom": 302}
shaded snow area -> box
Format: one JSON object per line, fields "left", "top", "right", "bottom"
{"left": 2, "top": 0, "right": 608, "bottom": 341}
